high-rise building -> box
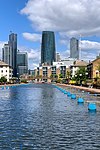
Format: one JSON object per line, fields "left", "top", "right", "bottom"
{"left": 8, "top": 33, "right": 17, "bottom": 77}
{"left": 17, "top": 50, "right": 28, "bottom": 75}
{"left": 41, "top": 31, "right": 56, "bottom": 65}
{"left": 70, "top": 37, "right": 79, "bottom": 59}
{"left": 2, "top": 44, "right": 11, "bottom": 65}
{"left": 56, "top": 52, "right": 61, "bottom": 62}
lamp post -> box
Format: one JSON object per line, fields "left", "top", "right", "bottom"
{"left": 79, "top": 34, "right": 82, "bottom": 60}
{"left": 85, "top": 72, "right": 88, "bottom": 80}
{"left": 17, "top": 73, "right": 20, "bottom": 83}
{"left": 75, "top": 74, "right": 77, "bottom": 85}
{"left": 79, "top": 74, "right": 82, "bottom": 85}
{"left": 85, "top": 72, "right": 88, "bottom": 86}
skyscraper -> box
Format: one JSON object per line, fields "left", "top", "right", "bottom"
{"left": 8, "top": 33, "right": 17, "bottom": 77}
{"left": 17, "top": 50, "right": 28, "bottom": 75}
{"left": 2, "top": 44, "right": 11, "bottom": 65}
{"left": 70, "top": 37, "right": 79, "bottom": 59}
{"left": 41, "top": 31, "right": 56, "bottom": 65}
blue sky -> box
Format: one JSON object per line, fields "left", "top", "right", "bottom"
{"left": 0, "top": 0, "right": 100, "bottom": 69}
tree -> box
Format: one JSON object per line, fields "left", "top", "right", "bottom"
{"left": 0, "top": 76, "right": 7, "bottom": 83}
{"left": 75, "top": 67, "right": 88, "bottom": 85}
{"left": 59, "top": 74, "right": 63, "bottom": 78}
{"left": 66, "top": 71, "right": 70, "bottom": 79}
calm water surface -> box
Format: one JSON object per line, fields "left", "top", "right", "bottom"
{"left": 0, "top": 84, "right": 100, "bottom": 150}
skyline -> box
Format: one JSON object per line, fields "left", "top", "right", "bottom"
{"left": 0, "top": 0, "right": 100, "bottom": 69}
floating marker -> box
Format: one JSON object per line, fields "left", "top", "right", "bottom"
{"left": 64, "top": 91, "right": 67, "bottom": 94}
{"left": 71, "top": 94, "right": 76, "bottom": 99}
{"left": 67, "top": 92, "right": 71, "bottom": 97}
{"left": 77, "top": 97, "right": 84, "bottom": 103}
{"left": 61, "top": 89, "right": 66, "bottom": 93}
{"left": 6, "top": 86, "right": 9, "bottom": 89}
{"left": 88, "top": 103, "right": 96, "bottom": 111}
{"left": 2, "top": 87, "right": 4, "bottom": 90}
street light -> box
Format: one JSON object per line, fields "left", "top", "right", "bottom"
{"left": 79, "top": 74, "right": 82, "bottom": 85}
{"left": 17, "top": 73, "right": 20, "bottom": 83}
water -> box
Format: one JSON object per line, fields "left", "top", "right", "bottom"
{"left": 0, "top": 84, "right": 100, "bottom": 150}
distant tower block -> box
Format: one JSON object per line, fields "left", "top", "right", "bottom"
{"left": 41, "top": 31, "right": 56, "bottom": 65}
{"left": 70, "top": 37, "right": 79, "bottom": 59}
{"left": 56, "top": 52, "right": 61, "bottom": 62}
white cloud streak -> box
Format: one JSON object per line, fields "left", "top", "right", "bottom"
{"left": 22, "top": 32, "right": 41, "bottom": 42}
{"left": 81, "top": 40, "right": 100, "bottom": 50}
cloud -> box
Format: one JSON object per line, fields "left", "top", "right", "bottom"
{"left": 22, "top": 32, "right": 41, "bottom": 42}
{"left": 60, "top": 50, "right": 70, "bottom": 60}
{"left": 21, "top": 0, "right": 100, "bottom": 36}
{"left": 28, "top": 49, "right": 40, "bottom": 60}
{"left": 81, "top": 40, "right": 100, "bottom": 50}
{"left": 28, "top": 48, "right": 41, "bottom": 69}
{"left": 79, "top": 40, "right": 100, "bottom": 61}
{"left": 81, "top": 51, "right": 97, "bottom": 62}
{"left": 29, "top": 61, "right": 39, "bottom": 69}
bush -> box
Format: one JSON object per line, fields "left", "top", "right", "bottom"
{"left": 21, "top": 79, "right": 28, "bottom": 83}
{"left": 0, "top": 76, "right": 7, "bottom": 83}
{"left": 56, "top": 79, "right": 62, "bottom": 83}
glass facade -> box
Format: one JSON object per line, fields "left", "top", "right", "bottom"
{"left": 70, "top": 37, "right": 79, "bottom": 59}
{"left": 41, "top": 31, "right": 56, "bottom": 65}
{"left": 8, "top": 33, "right": 17, "bottom": 77}
{"left": 17, "top": 51, "right": 28, "bottom": 75}
{"left": 2, "top": 44, "right": 10, "bottom": 65}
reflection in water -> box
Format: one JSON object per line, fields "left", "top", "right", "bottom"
{"left": 0, "top": 84, "right": 100, "bottom": 149}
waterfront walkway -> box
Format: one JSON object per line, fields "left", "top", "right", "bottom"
{"left": 56, "top": 83, "right": 100, "bottom": 94}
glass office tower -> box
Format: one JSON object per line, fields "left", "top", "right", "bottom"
{"left": 41, "top": 31, "right": 56, "bottom": 65}
{"left": 17, "top": 50, "right": 28, "bottom": 75}
{"left": 2, "top": 44, "right": 11, "bottom": 65}
{"left": 8, "top": 33, "right": 17, "bottom": 77}
{"left": 70, "top": 37, "right": 79, "bottom": 59}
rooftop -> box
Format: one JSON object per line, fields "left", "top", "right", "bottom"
{"left": 0, "top": 61, "right": 9, "bottom": 66}
{"left": 72, "top": 60, "right": 88, "bottom": 67}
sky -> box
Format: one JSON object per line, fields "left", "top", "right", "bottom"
{"left": 0, "top": 0, "right": 100, "bottom": 69}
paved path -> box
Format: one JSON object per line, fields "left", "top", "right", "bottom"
{"left": 56, "top": 83, "right": 100, "bottom": 94}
